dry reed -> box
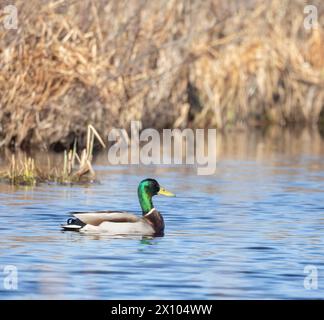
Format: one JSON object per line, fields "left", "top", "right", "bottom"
{"left": 0, "top": 0, "right": 323, "bottom": 150}
{"left": 0, "top": 125, "right": 105, "bottom": 185}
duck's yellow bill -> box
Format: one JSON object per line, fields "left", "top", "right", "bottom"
{"left": 158, "top": 187, "right": 175, "bottom": 197}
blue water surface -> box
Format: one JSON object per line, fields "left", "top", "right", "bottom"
{"left": 0, "top": 141, "right": 324, "bottom": 299}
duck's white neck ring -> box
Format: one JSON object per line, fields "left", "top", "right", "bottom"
{"left": 144, "top": 208, "right": 156, "bottom": 217}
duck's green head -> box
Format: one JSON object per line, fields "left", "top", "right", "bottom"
{"left": 138, "top": 178, "right": 175, "bottom": 214}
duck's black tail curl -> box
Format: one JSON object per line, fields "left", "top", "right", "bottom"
{"left": 61, "top": 217, "right": 86, "bottom": 231}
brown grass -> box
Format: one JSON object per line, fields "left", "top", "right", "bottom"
{"left": 0, "top": 0, "right": 323, "bottom": 150}
{"left": 0, "top": 125, "right": 105, "bottom": 185}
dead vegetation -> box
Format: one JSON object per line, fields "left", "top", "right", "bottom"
{"left": 0, "top": 0, "right": 323, "bottom": 150}
{"left": 0, "top": 125, "right": 105, "bottom": 185}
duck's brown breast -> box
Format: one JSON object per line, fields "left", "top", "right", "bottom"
{"left": 143, "top": 209, "right": 165, "bottom": 236}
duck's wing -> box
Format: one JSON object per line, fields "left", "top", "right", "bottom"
{"left": 71, "top": 211, "right": 141, "bottom": 226}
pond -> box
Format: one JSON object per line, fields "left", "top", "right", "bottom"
{"left": 0, "top": 128, "right": 324, "bottom": 299}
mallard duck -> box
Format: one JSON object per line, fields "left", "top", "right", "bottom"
{"left": 61, "top": 178, "right": 175, "bottom": 236}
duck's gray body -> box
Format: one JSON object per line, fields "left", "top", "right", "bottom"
{"left": 62, "top": 208, "right": 164, "bottom": 236}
